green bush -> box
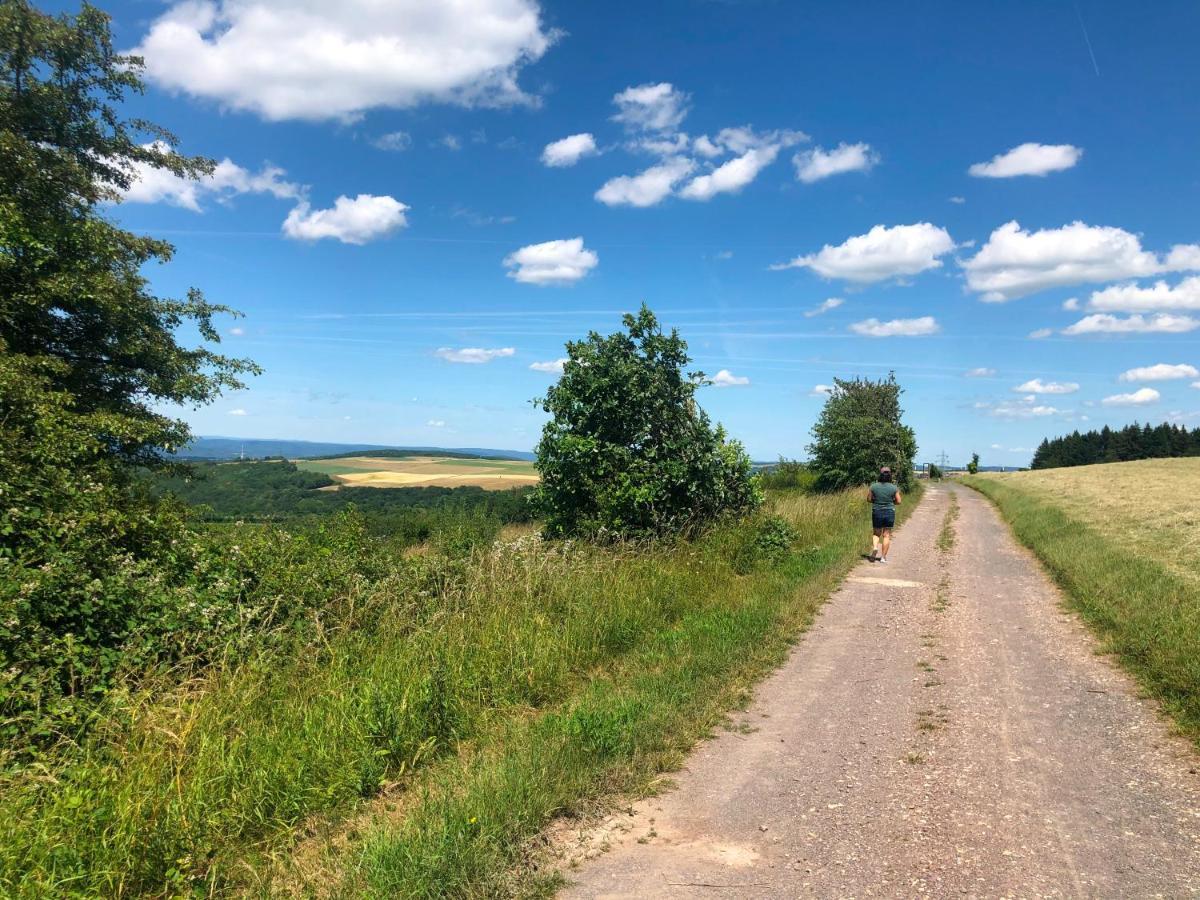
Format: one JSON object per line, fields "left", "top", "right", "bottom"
{"left": 758, "top": 459, "right": 816, "bottom": 491}
{"left": 532, "top": 305, "right": 761, "bottom": 538}
{"left": 808, "top": 373, "right": 917, "bottom": 491}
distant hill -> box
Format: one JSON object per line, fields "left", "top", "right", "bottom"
{"left": 177, "top": 436, "right": 536, "bottom": 462}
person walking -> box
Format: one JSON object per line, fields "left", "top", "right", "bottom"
{"left": 867, "top": 466, "right": 902, "bottom": 563}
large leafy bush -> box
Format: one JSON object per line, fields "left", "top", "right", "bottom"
{"left": 532, "top": 306, "right": 761, "bottom": 537}
{"left": 808, "top": 373, "right": 917, "bottom": 491}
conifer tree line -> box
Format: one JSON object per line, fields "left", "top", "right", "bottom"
{"left": 1030, "top": 422, "right": 1200, "bottom": 470}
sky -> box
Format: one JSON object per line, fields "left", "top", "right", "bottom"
{"left": 57, "top": 0, "right": 1200, "bottom": 464}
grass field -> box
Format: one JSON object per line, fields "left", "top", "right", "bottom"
{"left": 969, "top": 458, "right": 1200, "bottom": 744}
{"left": 0, "top": 488, "right": 919, "bottom": 897}
{"left": 296, "top": 454, "right": 540, "bottom": 490}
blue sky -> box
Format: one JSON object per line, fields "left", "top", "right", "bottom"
{"left": 68, "top": 0, "right": 1200, "bottom": 463}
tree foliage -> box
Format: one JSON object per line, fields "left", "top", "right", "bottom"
{"left": 1031, "top": 422, "right": 1200, "bottom": 470}
{"left": 808, "top": 373, "right": 917, "bottom": 490}
{"left": 532, "top": 306, "right": 761, "bottom": 537}
{"left": 966, "top": 452, "right": 979, "bottom": 475}
{"left": 0, "top": 1, "right": 256, "bottom": 753}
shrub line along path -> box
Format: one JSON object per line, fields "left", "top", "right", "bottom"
{"left": 554, "top": 486, "right": 1200, "bottom": 896}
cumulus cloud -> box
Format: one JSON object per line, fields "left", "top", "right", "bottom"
{"left": 1063, "top": 297, "right": 1081, "bottom": 311}
{"left": 1119, "top": 363, "right": 1199, "bottom": 382}
{"left": 229, "top": 327, "right": 245, "bottom": 336}
{"left": 965, "top": 367, "right": 996, "bottom": 377}
{"left": 1088, "top": 276, "right": 1200, "bottom": 312}
{"left": 804, "top": 298, "right": 844, "bottom": 318}
{"left": 435, "top": 347, "right": 516, "bottom": 364}
{"left": 793, "top": 142, "right": 878, "bottom": 183}
{"left": 529, "top": 358, "right": 568, "bottom": 374}
{"left": 611, "top": 82, "right": 689, "bottom": 132}
{"left": 968, "top": 143, "right": 1083, "bottom": 178}
{"left": 1102, "top": 388, "right": 1160, "bottom": 407}
{"left": 427, "top": 419, "right": 447, "bottom": 427}
{"left": 949, "top": 196, "right": 966, "bottom": 204}
{"left": 131, "top": 0, "right": 555, "bottom": 122}
{"left": 503, "top": 237, "right": 598, "bottom": 285}
{"left": 595, "top": 157, "right": 695, "bottom": 207}
{"left": 962, "top": 221, "right": 1200, "bottom": 302}
{"left": 282, "top": 194, "right": 408, "bottom": 244}
{"left": 774, "top": 223, "right": 955, "bottom": 284}
{"left": 120, "top": 142, "right": 303, "bottom": 211}
{"left": 228, "top": 408, "right": 248, "bottom": 416}
{"left": 849, "top": 316, "right": 940, "bottom": 337}
{"left": 541, "top": 133, "right": 598, "bottom": 167}
{"left": 809, "top": 384, "right": 834, "bottom": 396}
{"left": 679, "top": 146, "right": 780, "bottom": 200}
{"left": 711, "top": 369, "right": 750, "bottom": 387}
{"left": 371, "top": 131, "right": 411, "bottom": 151}
{"left": 1029, "top": 328, "right": 1054, "bottom": 339}
{"left": 1062, "top": 313, "right": 1200, "bottom": 335}
{"left": 1013, "top": 379, "right": 1079, "bottom": 395}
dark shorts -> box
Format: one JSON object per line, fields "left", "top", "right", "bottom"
{"left": 872, "top": 509, "right": 895, "bottom": 530}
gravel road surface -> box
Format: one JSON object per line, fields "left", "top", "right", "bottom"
{"left": 556, "top": 486, "right": 1200, "bottom": 898}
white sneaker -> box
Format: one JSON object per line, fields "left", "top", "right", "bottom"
{"left": 879, "top": 557, "right": 888, "bottom": 564}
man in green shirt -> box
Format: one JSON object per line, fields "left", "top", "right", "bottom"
{"left": 867, "top": 467, "right": 902, "bottom": 563}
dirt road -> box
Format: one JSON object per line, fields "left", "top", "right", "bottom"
{"left": 557, "top": 486, "right": 1200, "bottom": 897}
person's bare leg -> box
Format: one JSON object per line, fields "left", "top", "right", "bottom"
{"left": 881, "top": 528, "right": 892, "bottom": 560}
{"left": 871, "top": 528, "right": 881, "bottom": 559}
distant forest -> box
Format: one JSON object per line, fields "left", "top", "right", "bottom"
{"left": 1031, "top": 422, "right": 1200, "bottom": 470}
{"left": 151, "top": 459, "right": 535, "bottom": 538}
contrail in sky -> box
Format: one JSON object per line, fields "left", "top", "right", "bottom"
{"left": 1074, "top": 0, "right": 1101, "bottom": 76}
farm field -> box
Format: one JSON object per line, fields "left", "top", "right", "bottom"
{"left": 977, "top": 457, "right": 1199, "bottom": 586}
{"left": 969, "top": 458, "right": 1200, "bottom": 742}
{"left": 295, "top": 454, "right": 540, "bottom": 490}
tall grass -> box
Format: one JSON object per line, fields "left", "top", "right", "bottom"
{"left": 0, "top": 488, "right": 914, "bottom": 897}
{"left": 968, "top": 477, "right": 1200, "bottom": 744}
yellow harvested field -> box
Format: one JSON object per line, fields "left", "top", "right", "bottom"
{"left": 295, "top": 455, "right": 539, "bottom": 491}
{"left": 979, "top": 457, "right": 1199, "bottom": 585}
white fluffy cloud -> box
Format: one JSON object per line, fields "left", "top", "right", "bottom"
{"left": 611, "top": 82, "right": 689, "bottom": 132}
{"left": 427, "top": 419, "right": 447, "bottom": 428}
{"left": 503, "top": 237, "right": 598, "bottom": 285}
{"left": 371, "top": 131, "right": 412, "bottom": 151}
{"left": 793, "top": 142, "right": 878, "bottom": 183}
{"left": 541, "top": 133, "right": 598, "bottom": 167}
{"left": 968, "top": 143, "right": 1083, "bottom": 178}
{"left": 1062, "top": 313, "right": 1200, "bottom": 335}
{"left": 1062, "top": 297, "right": 1081, "bottom": 311}
{"left": 985, "top": 397, "right": 1062, "bottom": 419}
{"left": 435, "top": 347, "right": 516, "bottom": 364}
{"left": 809, "top": 384, "right": 834, "bottom": 396}
{"left": 965, "top": 367, "right": 996, "bottom": 377}
{"left": 962, "top": 221, "right": 1200, "bottom": 302}
{"left": 120, "top": 142, "right": 303, "bottom": 211}
{"left": 132, "top": 0, "right": 554, "bottom": 122}
{"left": 679, "top": 146, "right": 779, "bottom": 200}
{"left": 774, "top": 223, "right": 955, "bottom": 284}
{"left": 1029, "top": 328, "right": 1054, "bottom": 340}
{"left": 282, "top": 194, "right": 408, "bottom": 244}
{"left": 1088, "top": 276, "right": 1200, "bottom": 312}
{"left": 804, "top": 298, "right": 844, "bottom": 318}
{"left": 595, "top": 157, "right": 695, "bottom": 207}
{"left": 849, "top": 316, "right": 940, "bottom": 337}
{"left": 1102, "top": 388, "right": 1160, "bottom": 407}
{"left": 1119, "top": 363, "right": 1199, "bottom": 382}
{"left": 529, "top": 358, "right": 568, "bottom": 374}
{"left": 711, "top": 369, "right": 750, "bottom": 387}
{"left": 228, "top": 408, "right": 248, "bottom": 416}
{"left": 1013, "top": 379, "right": 1079, "bottom": 395}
